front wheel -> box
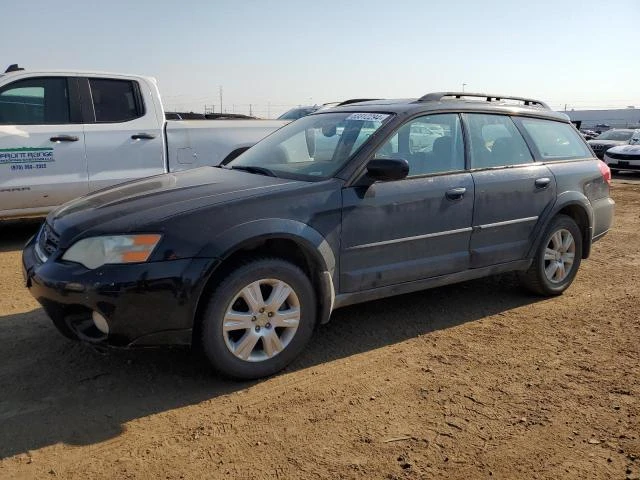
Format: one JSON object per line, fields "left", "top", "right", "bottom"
{"left": 200, "top": 258, "right": 316, "bottom": 379}
{"left": 519, "top": 215, "right": 583, "bottom": 296}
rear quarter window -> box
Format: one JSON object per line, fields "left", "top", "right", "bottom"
{"left": 89, "top": 78, "right": 144, "bottom": 123}
{"left": 519, "top": 118, "right": 592, "bottom": 161}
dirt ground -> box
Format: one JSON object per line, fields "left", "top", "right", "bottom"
{"left": 0, "top": 178, "right": 638, "bottom": 480}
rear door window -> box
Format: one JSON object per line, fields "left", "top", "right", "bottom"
{"left": 0, "top": 77, "right": 70, "bottom": 125}
{"left": 518, "top": 118, "right": 594, "bottom": 160}
{"left": 466, "top": 114, "right": 533, "bottom": 169}
{"left": 89, "top": 78, "right": 144, "bottom": 123}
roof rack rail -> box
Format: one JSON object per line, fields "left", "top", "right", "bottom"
{"left": 336, "top": 98, "right": 381, "bottom": 106}
{"left": 4, "top": 64, "right": 24, "bottom": 73}
{"left": 417, "top": 92, "right": 549, "bottom": 109}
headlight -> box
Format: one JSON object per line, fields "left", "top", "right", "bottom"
{"left": 62, "top": 234, "right": 162, "bottom": 269}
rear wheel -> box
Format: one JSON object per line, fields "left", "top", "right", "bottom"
{"left": 200, "top": 258, "right": 316, "bottom": 379}
{"left": 519, "top": 215, "right": 583, "bottom": 296}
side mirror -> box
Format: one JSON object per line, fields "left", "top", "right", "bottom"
{"left": 366, "top": 158, "right": 409, "bottom": 181}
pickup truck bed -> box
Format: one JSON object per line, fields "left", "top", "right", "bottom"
{"left": 165, "top": 119, "right": 286, "bottom": 172}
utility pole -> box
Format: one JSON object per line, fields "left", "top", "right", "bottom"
{"left": 219, "top": 86, "right": 223, "bottom": 114}
{"left": 462, "top": 83, "right": 467, "bottom": 93}
{"left": 249, "top": 104, "right": 253, "bottom": 116}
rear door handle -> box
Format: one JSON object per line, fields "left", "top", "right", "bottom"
{"left": 535, "top": 177, "right": 551, "bottom": 189}
{"left": 131, "top": 133, "right": 156, "bottom": 140}
{"left": 50, "top": 135, "right": 79, "bottom": 142}
{"left": 445, "top": 187, "right": 467, "bottom": 200}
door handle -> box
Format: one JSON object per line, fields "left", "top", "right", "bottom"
{"left": 535, "top": 177, "right": 551, "bottom": 189}
{"left": 131, "top": 133, "right": 156, "bottom": 140}
{"left": 445, "top": 187, "right": 467, "bottom": 200}
{"left": 50, "top": 135, "right": 79, "bottom": 142}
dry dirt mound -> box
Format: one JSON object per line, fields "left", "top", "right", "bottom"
{"left": 0, "top": 184, "right": 638, "bottom": 479}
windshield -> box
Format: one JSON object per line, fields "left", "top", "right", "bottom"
{"left": 228, "top": 112, "right": 392, "bottom": 180}
{"left": 596, "top": 130, "right": 634, "bottom": 141}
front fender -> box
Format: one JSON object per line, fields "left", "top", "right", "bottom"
{"left": 197, "top": 218, "right": 336, "bottom": 274}
{"left": 195, "top": 218, "right": 337, "bottom": 325}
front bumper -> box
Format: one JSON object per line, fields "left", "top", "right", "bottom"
{"left": 605, "top": 154, "right": 640, "bottom": 171}
{"left": 22, "top": 236, "right": 219, "bottom": 347}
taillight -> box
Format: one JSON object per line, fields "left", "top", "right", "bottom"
{"left": 598, "top": 161, "right": 611, "bottom": 186}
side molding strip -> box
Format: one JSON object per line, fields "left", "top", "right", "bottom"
{"left": 345, "top": 227, "right": 473, "bottom": 251}
{"left": 475, "top": 216, "right": 539, "bottom": 230}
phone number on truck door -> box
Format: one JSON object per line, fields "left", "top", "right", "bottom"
{"left": 10, "top": 163, "right": 48, "bottom": 171}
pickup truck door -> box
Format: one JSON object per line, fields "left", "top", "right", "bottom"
{"left": 0, "top": 76, "right": 87, "bottom": 216}
{"left": 80, "top": 76, "right": 165, "bottom": 191}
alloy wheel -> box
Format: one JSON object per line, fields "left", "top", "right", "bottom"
{"left": 543, "top": 228, "right": 576, "bottom": 283}
{"left": 222, "top": 278, "right": 300, "bottom": 362}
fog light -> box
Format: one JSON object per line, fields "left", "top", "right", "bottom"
{"left": 92, "top": 311, "right": 110, "bottom": 335}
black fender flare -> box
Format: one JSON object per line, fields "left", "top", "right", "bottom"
{"left": 197, "top": 218, "right": 336, "bottom": 324}
{"left": 528, "top": 191, "right": 594, "bottom": 260}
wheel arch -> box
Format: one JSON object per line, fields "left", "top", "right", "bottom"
{"left": 530, "top": 192, "right": 594, "bottom": 260}
{"left": 192, "top": 219, "right": 336, "bottom": 345}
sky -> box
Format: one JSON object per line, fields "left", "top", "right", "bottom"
{"left": 1, "top": 0, "right": 638, "bottom": 117}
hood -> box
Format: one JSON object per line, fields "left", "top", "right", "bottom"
{"left": 49, "top": 167, "right": 302, "bottom": 244}
{"left": 606, "top": 144, "right": 640, "bottom": 155}
{"left": 588, "top": 139, "right": 627, "bottom": 146}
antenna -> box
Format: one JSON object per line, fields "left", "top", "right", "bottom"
{"left": 4, "top": 64, "right": 24, "bottom": 73}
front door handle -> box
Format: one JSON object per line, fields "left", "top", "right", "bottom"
{"left": 131, "top": 133, "right": 156, "bottom": 140}
{"left": 50, "top": 135, "right": 79, "bottom": 142}
{"left": 445, "top": 187, "right": 467, "bottom": 200}
{"left": 535, "top": 177, "right": 551, "bottom": 189}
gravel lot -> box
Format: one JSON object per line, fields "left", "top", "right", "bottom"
{"left": 0, "top": 177, "right": 639, "bottom": 480}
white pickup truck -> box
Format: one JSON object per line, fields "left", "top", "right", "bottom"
{"left": 0, "top": 65, "right": 288, "bottom": 219}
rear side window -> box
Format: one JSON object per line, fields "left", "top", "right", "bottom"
{"left": 466, "top": 114, "right": 533, "bottom": 168}
{"left": 0, "top": 77, "right": 70, "bottom": 125}
{"left": 89, "top": 78, "right": 143, "bottom": 122}
{"left": 519, "top": 118, "right": 592, "bottom": 160}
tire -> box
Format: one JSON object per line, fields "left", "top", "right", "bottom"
{"left": 200, "top": 258, "right": 316, "bottom": 379}
{"left": 519, "top": 215, "right": 583, "bottom": 296}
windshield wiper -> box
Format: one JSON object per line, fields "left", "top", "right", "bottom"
{"left": 230, "top": 165, "right": 276, "bottom": 177}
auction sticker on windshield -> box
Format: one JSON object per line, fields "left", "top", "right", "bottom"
{"left": 345, "top": 113, "right": 390, "bottom": 122}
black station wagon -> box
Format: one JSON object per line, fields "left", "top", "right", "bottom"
{"left": 23, "top": 92, "right": 615, "bottom": 379}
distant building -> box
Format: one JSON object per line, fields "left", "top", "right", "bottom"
{"left": 560, "top": 108, "right": 640, "bottom": 130}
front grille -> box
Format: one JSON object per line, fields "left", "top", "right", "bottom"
{"left": 607, "top": 151, "right": 640, "bottom": 161}
{"left": 590, "top": 144, "right": 611, "bottom": 159}
{"left": 37, "top": 223, "right": 60, "bottom": 259}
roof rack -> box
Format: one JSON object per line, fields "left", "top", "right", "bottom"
{"left": 336, "top": 98, "right": 381, "bottom": 106}
{"left": 417, "top": 92, "right": 549, "bottom": 109}
{"left": 4, "top": 64, "right": 24, "bottom": 73}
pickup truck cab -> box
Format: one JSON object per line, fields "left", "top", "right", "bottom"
{"left": 0, "top": 65, "right": 287, "bottom": 219}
